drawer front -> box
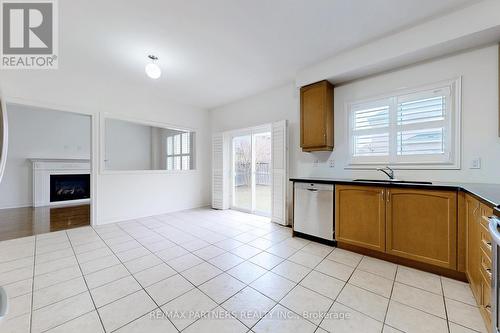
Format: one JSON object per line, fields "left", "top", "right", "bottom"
{"left": 479, "top": 223, "right": 493, "bottom": 260}
{"left": 480, "top": 247, "right": 492, "bottom": 283}
{"left": 480, "top": 276, "right": 492, "bottom": 324}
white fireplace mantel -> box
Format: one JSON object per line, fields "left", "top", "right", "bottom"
{"left": 31, "top": 158, "right": 91, "bottom": 207}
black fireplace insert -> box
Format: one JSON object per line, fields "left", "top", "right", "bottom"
{"left": 50, "top": 174, "right": 90, "bottom": 202}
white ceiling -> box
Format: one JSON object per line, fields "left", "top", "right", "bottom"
{"left": 48, "top": 0, "right": 482, "bottom": 108}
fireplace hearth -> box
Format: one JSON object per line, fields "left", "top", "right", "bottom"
{"left": 50, "top": 174, "right": 90, "bottom": 203}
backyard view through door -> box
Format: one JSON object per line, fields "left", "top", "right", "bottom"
{"left": 232, "top": 131, "right": 271, "bottom": 216}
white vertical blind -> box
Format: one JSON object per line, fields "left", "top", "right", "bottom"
{"left": 271, "top": 120, "right": 288, "bottom": 226}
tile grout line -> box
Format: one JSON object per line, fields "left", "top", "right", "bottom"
{"left": 115, "top": 218, "right": 251, "bottom": 332}
{"left": 315, "top": 250, "right": 365, "bottom": 332}
{"left": 65, "top": 229, "right": 107, "bottom": 333}
{"left": 440, "top": 276, "right": 452, "bottom": 333}
{"left": 2, "top": 209, "right": 481, "bottom": 333}
{"left": 119, "top": 217, "right": 293, "bottom": 332}
{"left": 97, "top": 221, "right": 186, "bottom": 332}
{"left": 133, "top": 216, "right": 339, "bottom": 332}
{"left": 381, "top": 264, "right": 398, "bottom": 327}
{"left": 242, "top": 247, "right": 340, "bottom": 332}
{"left": 29, "top": 235, "right": 37, "bottom": 333}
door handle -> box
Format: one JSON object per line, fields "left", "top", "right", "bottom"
{"left": 307, "top": 188, "right": 318, "bottom": 192}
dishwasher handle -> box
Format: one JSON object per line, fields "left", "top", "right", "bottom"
{"left": 295, "top": 182, "right": 334, "bottom": 192}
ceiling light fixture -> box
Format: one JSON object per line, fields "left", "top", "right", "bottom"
{"left": 145, "top": 55, "right": 161, "bottom": 79}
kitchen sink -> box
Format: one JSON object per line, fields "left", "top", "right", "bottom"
{"left": 353, "top": 179, "right": 433, "bottom": 185}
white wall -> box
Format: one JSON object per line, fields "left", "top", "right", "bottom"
{"left": 105, "top": 119, "right": 152, "bottom": 170}
{"left": 210, "top": 45, "right": 500, "bottom": 219}
{"left": 0, "top": 71, "right": 211, "bottom": 224}
{"left": 0, "top": 104, "right": 91, "bottom": 208}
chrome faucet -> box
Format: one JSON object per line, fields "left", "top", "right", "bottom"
{"left": 377, "top": 166, "right": 395, "bottom": 180}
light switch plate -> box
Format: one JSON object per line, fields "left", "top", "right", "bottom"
{"left": 470, "top": 158, "right": 481, "bottom": 169}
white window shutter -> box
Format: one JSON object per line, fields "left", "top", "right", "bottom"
{"left": 271, "top": 120, "right": 288, "bottom": 225}
{"left": 212, "top": 133, "right": 229, "bottom": 209}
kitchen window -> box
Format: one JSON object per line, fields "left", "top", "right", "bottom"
{"left": 166, "top": 131, "right": 193, "bottom": 170}
{"left": 347, "top": 78, "right": 461, "bottom": 169}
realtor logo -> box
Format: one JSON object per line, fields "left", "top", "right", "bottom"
{"left": 1, "top": 0, "right": 58, "bottom": 69}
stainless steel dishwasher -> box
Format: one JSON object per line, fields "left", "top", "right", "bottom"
{"left": 293, "top": 182, "right": 334, "bottom": 241}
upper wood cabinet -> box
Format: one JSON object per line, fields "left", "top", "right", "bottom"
{"left": 335, "top": 185, "right": 386, "bottom": 252}
{"left": 385, "top": 188, "right": 457, "bottom": 269}
{"left": 300, "top": 80, "right": 334, "bottom": 152}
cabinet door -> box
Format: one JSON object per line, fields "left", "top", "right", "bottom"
{"left": 466, "top": 195, "right": 481, "bottom": 302}
{"left": 386, "top": 188, "right": 457, "bottom": 269}
{"left": 300, "top": 81, "right": 333, "bottom": 151}
{"left": 480, "top": 275, "right": 492, "bottom": 326}
{"left": 335, "top": 185, "right": 386, "bottom": 252}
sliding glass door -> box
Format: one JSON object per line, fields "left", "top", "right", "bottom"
{"left": 232, "top": 135, "right": 252, "bottom": 211}
{"left": 231, "top": 130, "right": 271, "bottom": 216}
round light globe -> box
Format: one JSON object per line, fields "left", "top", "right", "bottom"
{"left": 145, "top": 63, "right": 161, "bottom": 79}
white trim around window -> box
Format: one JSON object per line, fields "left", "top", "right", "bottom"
{"left": 346, "top": 77, "right": 462, "bottom": 170}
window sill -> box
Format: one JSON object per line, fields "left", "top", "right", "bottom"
{"left": 100, "top": 169, "right": 198, "bottom": 175}
{"left": 345, "top": 163, "right": 460, "bottom": 171}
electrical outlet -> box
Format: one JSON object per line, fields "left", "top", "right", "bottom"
{"left": 328, "top": 159, "right": 335, "bottom": 168}
{"left": 470, "top": 158, "right": 482, "bottom": 169}
{"left": 313, "top": 159, "right": 319, "bottom": 167}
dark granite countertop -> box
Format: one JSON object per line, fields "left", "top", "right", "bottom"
{"left": 289, "top": 177, "right": 500, "bottom": 208}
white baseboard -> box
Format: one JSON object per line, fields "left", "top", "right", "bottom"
{"left": 0, "top": 203, "right": 33, "bottom": 210}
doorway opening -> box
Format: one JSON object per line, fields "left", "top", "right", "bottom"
{"left": 0, "top": 103, "right": 93, "bottom": 241}
{"left": 231, "top": 127, "right": 271, "bottom": 217}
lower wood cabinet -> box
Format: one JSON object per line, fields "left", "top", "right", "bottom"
{"left": 335, "top": 185, "right": 458, "bottom": 269}
{"left": 466, "top": 194, "right": 482, "bottom": 300}
{"left": 386, "top": 188, "right": 457, "bottom": 269}
{"left": 335, "top": 185, "right": 385, "bottom": 252}
{"left": 335, "top": 186, "right": 493, "bottom": 331}
{"left": 465, "top": 195, "right": 493, "bottom": 331}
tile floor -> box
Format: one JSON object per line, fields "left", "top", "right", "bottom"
{"left": 0, "top": 208, "right": 488, "bottom": 333}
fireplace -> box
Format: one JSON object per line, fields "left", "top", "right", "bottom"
{"left": 50, "top": 174, "right": 90, "bottom": 203}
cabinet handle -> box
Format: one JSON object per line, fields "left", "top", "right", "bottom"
{"left": 381, "top": 190, "right": 385, "bottom": 201}
{"left": 386, "top": 190, "right": 390, "bottom": 203}
{"left": 485, "top": 266, "right": 492, "bottom": 279}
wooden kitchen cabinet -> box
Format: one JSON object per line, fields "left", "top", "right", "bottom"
{"left": 300, "top": 80, "right": 334, "bottom": 152}
{"left": 386, "top": 188, "right": 457, "bottom": 269}
{"left": 464, "top": 194, "right": 493, "bottom": 331}
{"left": 480, "top": 275, "right": 492, "bottom": 326}
{"left": 336, "top": 185, "right": 458, "bottom": 269}
{"left": 466, "top": 194, "right": 482, "bottom": 302}
{"left": 335, "top": 185, "right": 386, "bottom": 252}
